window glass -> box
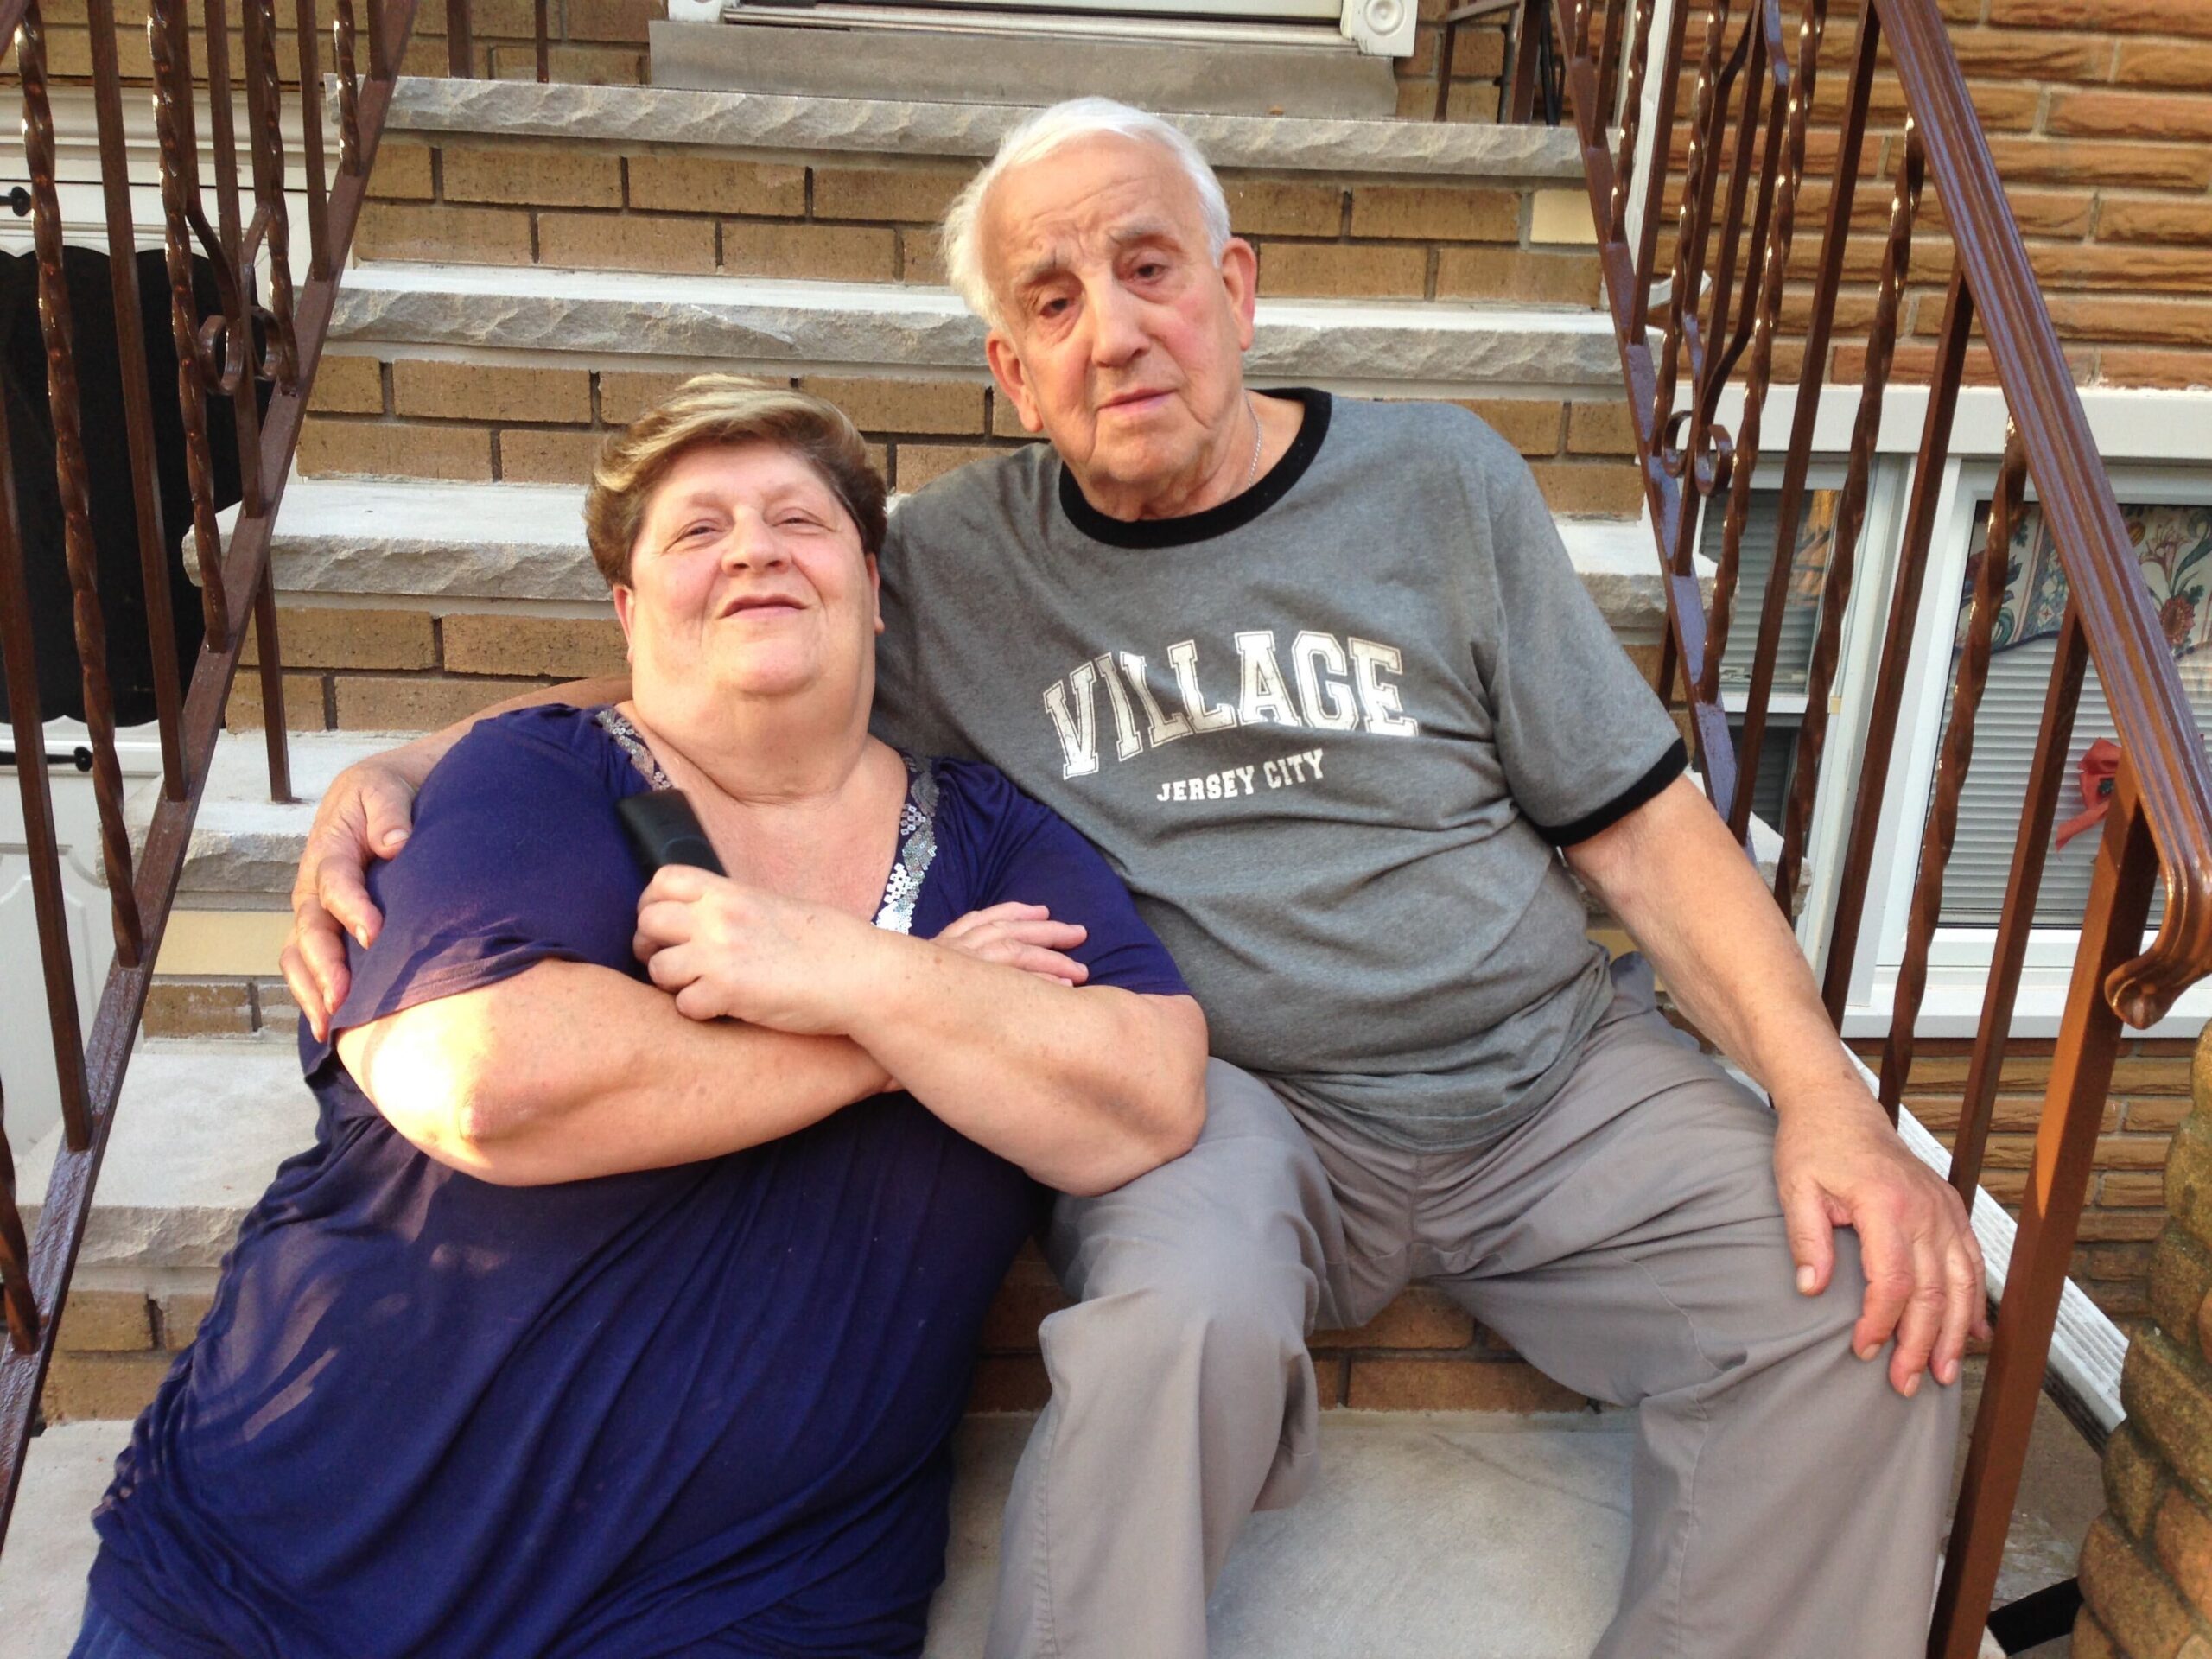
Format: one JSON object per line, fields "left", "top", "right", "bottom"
{"left": 1935, "top": 501, "right": 2212, "bottom": 929}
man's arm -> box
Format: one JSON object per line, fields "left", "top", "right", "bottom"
{"left": 335, "top": 957, "right": 885, "bottom": 1185}
{"left": 283, "top": 675, "right": 631, "bottom": 1037}
{"left": 1564, "top": 775, "right": 1988, "bottom": 1397}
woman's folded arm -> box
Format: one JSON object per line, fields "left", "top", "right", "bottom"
{"left": 336, "top": 959, "right": 889, "bottom": 1185}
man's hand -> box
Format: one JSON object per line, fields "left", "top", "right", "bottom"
{"left": 935, "top": 903, "right": 1090, "bottom": 985}
{"left": 1772, "top": 1080, "right": 1989, "bottom": 1395}
{"left": 280, "top": 756, "right": 423, "bottom": 1040}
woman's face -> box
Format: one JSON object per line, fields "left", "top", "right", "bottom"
{"left": 613, "top": 442, "right": 881, "bottom": 716}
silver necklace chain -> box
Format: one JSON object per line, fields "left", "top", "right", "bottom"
{"left": 1242, "top": 394, "right": 1263, "bottom": 492}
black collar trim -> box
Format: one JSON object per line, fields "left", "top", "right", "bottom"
{"left": 1056, "top": 388, "right": 1332, "bottom": 550}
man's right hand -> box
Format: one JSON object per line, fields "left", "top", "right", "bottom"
{"left": 281, "top": 755, "right": 424, "bottom": 1040}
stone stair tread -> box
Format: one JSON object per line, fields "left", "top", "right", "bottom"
{"left": 328, "top": 264, "right": 1625, "bottom": 391}
{"left": 251, "top": 475, "right": 1666, "bottom": 613}
{"left": 1, "top": 1412, "right": 1635, "bottom": 1659}
{"left": 16, "top": 1043, "right": 315, "bottom": 1274}
{"left": 381, "top": 75, "right": 1590, "bottom": 181}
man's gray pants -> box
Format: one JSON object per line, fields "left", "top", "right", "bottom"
{"left": 983, "top": 957, "right": 1961, "bottom": 1659}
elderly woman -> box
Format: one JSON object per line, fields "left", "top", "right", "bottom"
{"left": 73, "top": 378, "right": 1207, "bottom": 1658}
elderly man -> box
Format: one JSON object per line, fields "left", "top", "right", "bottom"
{"left": 283, "top": 99, "right": 1980, "bottom": 1657}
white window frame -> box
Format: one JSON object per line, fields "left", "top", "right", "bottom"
{"left": 1838, "top": 459, "right": 2212, "bottom": 1041}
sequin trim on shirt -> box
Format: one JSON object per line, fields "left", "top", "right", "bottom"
{"left": 596, "top": 707, "right": 937, "bottom": 937}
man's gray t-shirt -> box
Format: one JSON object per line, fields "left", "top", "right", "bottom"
{"left": 872, "top": 390, "right": 1684, "bottom": 1152}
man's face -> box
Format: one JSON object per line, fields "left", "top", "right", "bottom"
{"left": 979, "top": 134, "right": 1259, "bottom": 518}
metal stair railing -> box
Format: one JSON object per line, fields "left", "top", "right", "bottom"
{"left": 0, "top": 0, "right": 428, "bottom": 1548}
{"left": 1529, "top": 0, "right": 2212, "bottom": 1650}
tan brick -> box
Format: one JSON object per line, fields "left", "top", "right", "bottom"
{"left": 966, "top": 1354, "right": 1050, "bottom": 1412}
{"left": 442, "top": 615, "right": 626, "bottom": 678}
{"left": 226, "top": 670, "right": 326, "bottom": 731}
{"left": 1529, "top": 188, "right": 1597, "bottom": 247}
{"left": 2114, "top": 38, "right": 2212, "bottom": 86}
{"left": 1532, "top": 461, "right": 1643, "bottom": 518}
{"left": 1221, "top": 178, "right": 1344, "bottom": 238}
{"left": 2132, "top": 1096, "right": 2202, "bottom": 1141}
{"left": 499, "top": 427, "right": 604, "bottom": 484}
{"left": 308, "top": 355, "right": 385, "bottom": 416}
{"left": 41, "top": 1351, "right": 175, "bottom": 1421}
{"left": 2053, "top": 89, "right": 2212, "bottom": 143}
{"left": 1983, "top": 137, "right": 2212, "bottom": 193}
{"left": 801, "top": 377, "right": 987, "bottom": 437}
{"left": 899, "top": 231, "right": 947, "bottom": 286}
{"left": 896, "top": 443, "right": 1005, "bottom": 491}
{"left": 158, "top": 1292, "right": 214, "bottom": 1348}
{"left": 355, "top": 200, "right": 533, "bottom": 265}
{"left": 812, "top": 163, "right": 972, "bottom": 225}
{"left": 721, "top": 221, "right": 896, "bottom": 283}
{"left": 1349, "top": 183, "right": 1518, "bottom": 243}
{"left": 58, "top": 1290, "right": 154, "bottom": 1352}
{"left": 2101, "top": 197, "right": 2212, "bottom": 246}
{"left": 1436, "top": 247, "right": 1602, "bottom": 307}
{"left": 1259, "top": 241, "right": 1427, "bottom": 299}
{"left": 1346, "top": 1357, "right": 1587, "bottom": 1412}
{"left": 2031, "top": 243, "right": 2211, "bottom": 296}
{"left": 2107, "top": 1171, "right": 2176, "bottom": 1206}
{"left": 335, "top": 676, "right": 542, "bottom": 731}
{"left": 442, "top": 145, "right": 622, "bottom": 209}
{"left": 493, "top": 41, "right": 642, "bottom": 83}
{"left": 599, "top": 371, "right": 697, "bottom": 427}
{"left": 1945, "top": 26, "right": 2111, "bottom": 78}
{"left": 2127, "top": 341, "right": 2212, "bottom": 391}
{"left": 1982, "top": 1167, "right": 2031, "bottom": 1205}
{"left": 2108, "top": 1421, "right": 2171, "bottom": 1540}
{"left": 393, "top": 361, "right": 592, "bottom": 425}
{"left": 241, "top": 607, "right": 435, "bottom": 671}
{"left": 298, "top": 419, "right": 493, "bottom": 481}
{"left": 537, "top": 213, "right": 715, "bottom": 274}
{"left": 2115, "top": 1055, "right": 2196, "bottom": 1095}
{"left": 1994, "top": 188, "right": 2098, "bottom": 240}
{"left": 2081, "top": 1209, "right": 2171, "bottom": 1242}
{"left": 1312, "top": 1287, "right": 1476, "bottom": 1351}
{"left": 991, "top": 392, "right": 1035, "bottom": 441}
{"left": 255, "top": 980, "right": 301, "bottom": 1036}
{"left": 626, "top": 156, "right": 804, "bottom": 218}
{"left": 1445, "top": 397, "right": 1564, "bottom": 458}
{"left": 411, "top": 0, "right": 537, "bottom": 35}
{"left": 563, "top": 0, "right": 659, "bottom": 41}
{"left": 2101, "top": 1133, "right": 2177, "bottom": 1171}
{"left": 142, "top": 979, "right": 255, "bottom": 1038}
{"left": 1988, "top": 0, "right": 2212, "bottom": 32}
{"left": 1567, "top": 401, "right": 1639, "bottom": 457}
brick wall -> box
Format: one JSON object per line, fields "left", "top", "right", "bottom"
{"left": 353, "top": 136, "right": 1604, "bottom": 307}
{"left": 1652, "top": 0, "right": 2212, "bottom": 391}
{"left": 1859, "top": 1035, "right": 2193, "bottom": 1327}
{"left": 39, "top": 1287, "right": 207, "bottom": 1423}
{"left": 2075, "top": 1039, "right": 2212, "bottom": 1657}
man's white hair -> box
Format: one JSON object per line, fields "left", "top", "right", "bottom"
{"left": 940, "top": 97, "right": 1233, "bottom": 331}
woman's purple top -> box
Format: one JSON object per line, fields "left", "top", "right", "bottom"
{"left": 83, "top": 704, "right": 1190, "bottom": 1658}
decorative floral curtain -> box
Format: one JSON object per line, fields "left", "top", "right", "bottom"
{"left": 1960, "top": 502, "right": 2212, "bottom": 659}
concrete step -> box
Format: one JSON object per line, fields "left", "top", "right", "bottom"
{"left": 324, "top": 265, "right": 1623, "bottom": 398}
{"left": 378, "top": 76, "right": 1589, "bottom": 184}
{"left": 249, "top": 475, "right": 1667, "bottom": 611}
{"left": 1, "top": 1412, "right": 1635, "bottom": 1659}
{"left": 647, "top": 14, "right": 1403, "bottom": 120}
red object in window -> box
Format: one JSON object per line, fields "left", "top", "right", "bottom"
{"left": 2054, "top": 738, "right": 2122, "bottom": 849}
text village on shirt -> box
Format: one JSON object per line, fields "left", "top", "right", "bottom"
{"left": 1038, "top": 625, "right": 1420, "bottom": 804}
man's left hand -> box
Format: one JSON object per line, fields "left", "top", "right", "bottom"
{"left": 1771, "top": 1084, "right": 1990, "bottom": 1396}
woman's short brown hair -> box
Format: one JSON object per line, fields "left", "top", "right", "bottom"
{"left": 582, "top": 375, "right": 888, "bottom": 587}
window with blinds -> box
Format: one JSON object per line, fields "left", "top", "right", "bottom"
{"left": 1934, "top": 499, "right": 2212, "bottom": 930}
{"left": 1700, "top": 486, "right": 1842, "bottom": 824}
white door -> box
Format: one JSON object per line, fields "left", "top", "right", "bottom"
{"left": 0, "top": 718, "right": 162, "bottom": 1158}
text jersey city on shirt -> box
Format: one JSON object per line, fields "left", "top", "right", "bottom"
{"left": 869, "top": 391, "right": 1686, "bottom": 1152}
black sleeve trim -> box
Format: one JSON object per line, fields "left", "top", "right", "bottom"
{"left": 1531, "top": 738, "right": 1689, "bottom": 848}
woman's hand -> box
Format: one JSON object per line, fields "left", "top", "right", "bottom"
{"left": 281, "top": 753, "right": 430, "bottom": 1039}
{"left": 633, "top": 865, "right": 888, "bottom": 1033}
{"left": 934, "top": 903, "right": 1089, "bottom": 985}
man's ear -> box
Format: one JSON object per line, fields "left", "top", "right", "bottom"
{"left": 986, "top": 330, "right": 1046, "bottom": 434}
{"left": 1221, "top": 237, "right": 1260, "bottom": 352}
